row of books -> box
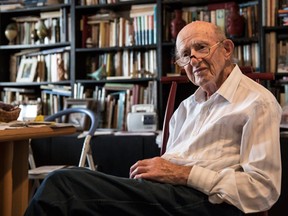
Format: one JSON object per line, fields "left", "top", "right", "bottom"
{"left": 79, "top": 0, "right": 135, "bottom": 6}
{"left": 72, "top": 81, "right": 157, "bottom": 130}
{"left": 0, "top": 1, "right": 23, "bottom": 11}
{"left": 0, "top": 0, "right": 68, "bottom": 11}
{"left": 278, "top": 7, "right": 288, "bottom": 26}
{"left": 233, "top": 43, "right": 259, "bottom": 70}
{"left": 239, "top": 2, "right": 259, "bottom": 38}
{"left": 130, "top": 4, "right": 157, "bottom": 46}
{"left": 9, "top": 47, "right": 70, "bottom": 83}
{"left": 81, "top": 4, "right": 157, "bottom": 48}
{"left": 0, "top": 84, "right": 72, "bottom": 116}
{"left": 265, "top": 32, "right": 288, "bottom": 73}
{"left": 262, "top": 0, "right": 288, "bottom": 26}
{"left": 7, "top": 84, "right": 72, "bottom": 116}
{"left": 8, "top": 9, "right": 68, "bottom": 46}
{"left": 1, "top": 80, "right": 157, "bottom": 130}
{"left": 71, "top": 84, "right": 146, "bottom": 130}
{"left": 163, "top": 1, "right": 258, "bottom": 41}
{"left": 73, "top": 81, "right": 156, "bottom": 103}
{"left": 276, "top": 39, "right": 288, "bottom": 73}
{"left": 41, "top": 84, "right": 72, "bottom": 115}
{"left": 99, "top": 81, "right": 157, "bottom": 130}
{"left": 85, "top": 49, "right": 157, "bottom": 79}
{"left": 1, "top": 87, "right": 37, "bottom": 105}
{"left": 0, "top": 84, "right": 70, "bottom": 120}
{"left": 40, "top": 10, "right": 68, "bottom": 44}
{"left": 81, "top": 12, "right": 133, "bottom": 48}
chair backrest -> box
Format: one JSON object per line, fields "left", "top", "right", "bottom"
{"left": 45, "top": 107, "right": 98, "bottom": 137}
{"left": 244, "top": 72, "right": 274, "bottom": 83}
{"left": 160, "top": 72, "right": 274, "bottom": 216}
{"left": 160, "top": 76, "right": 190, "bottom": 155}
{"left": 45, "top": 107, "right": 98, "bottom": 169}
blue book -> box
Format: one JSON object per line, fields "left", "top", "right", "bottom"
{"left": 153, "top": 5, "right": 157, "bottom": 44}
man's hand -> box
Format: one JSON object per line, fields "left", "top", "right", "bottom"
{"left": 129, "top": 157, "right": 192, "bottom": 185}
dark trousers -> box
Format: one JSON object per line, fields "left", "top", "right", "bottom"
{"left": 25, "top": 167, "right": 243, "bottom": 216}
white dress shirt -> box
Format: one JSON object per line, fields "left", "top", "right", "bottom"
{"left": 162, "top": 65, "right": 282, "bottom": 213}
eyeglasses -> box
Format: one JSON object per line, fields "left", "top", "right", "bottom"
{"left": 175, "top": 41, "right": 223, "bottom": 67}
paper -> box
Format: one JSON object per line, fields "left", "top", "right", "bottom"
{"left": 0, "top": 121, "right": 74, "bottom": 130}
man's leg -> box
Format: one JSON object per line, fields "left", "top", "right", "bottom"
{"left": 25, "top": 167, "right": 243, "bottom": 216}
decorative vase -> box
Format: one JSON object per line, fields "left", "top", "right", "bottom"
{"left": 5, "top": 23, "right": 18, "bottom": 45}
{"left": 226, "top": 4, "right": 245, "bottom": 38}
{"left": 170, "top": 9, "right": 186, "bottom": 41}
{"left": 37, "top": 20, "right": 48, "bottom": 43}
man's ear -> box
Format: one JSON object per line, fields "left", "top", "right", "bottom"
{"left": 223, "top": 39, "right": 234, "bottom": 59}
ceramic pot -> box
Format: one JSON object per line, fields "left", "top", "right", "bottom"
{"left": 226, "top": 4, "right": 245, "bottom": 38}
{"left": 5, "top": 23, "right": 18, "bottom": 45}
{"left": 170, "top": 9, "right": 186, "bottom": 41}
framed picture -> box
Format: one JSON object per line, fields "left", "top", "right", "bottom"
{"left": 63, "top": 98, "right": 99, "bottom": 131}
{"left": 16, "top": 58, "right": 38, "bottom": 82}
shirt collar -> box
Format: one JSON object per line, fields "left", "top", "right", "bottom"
{"left": 194, "top": 64, "right": 242, "bottom": 103}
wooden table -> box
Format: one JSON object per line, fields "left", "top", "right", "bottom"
{"left": 0, "top": 124, "right": 76, "bottom": 216}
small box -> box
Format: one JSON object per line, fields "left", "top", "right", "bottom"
{"left": 127, "top": 104, "right": 157, "bottom": 132}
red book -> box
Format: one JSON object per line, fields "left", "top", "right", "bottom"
{"left": 81, "top": 15, "right": 91, "bottom": 48}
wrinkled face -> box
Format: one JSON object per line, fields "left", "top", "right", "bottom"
{"left": 176, "top": 21, "right": 232, "bottom": 89}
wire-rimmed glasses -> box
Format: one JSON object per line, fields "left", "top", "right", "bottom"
{"left": 175, "top": 41, "right": 223, "bottom": 67}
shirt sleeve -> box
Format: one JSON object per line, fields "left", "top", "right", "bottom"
{"left": 187, "top": 100, "right": 282, "bottom": 213}
{"left": 166, "top": 101, "right": 187, "bottom": 151}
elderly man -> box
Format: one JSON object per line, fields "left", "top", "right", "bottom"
{"left": 25, "top": 21, "right": 282, "bottom": 216}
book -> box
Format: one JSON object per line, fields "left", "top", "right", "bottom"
{"left": 277, "top": 40, "right": 288, "bottom": 73}
{"left": 103, "top": 91, "right": 126, "bottom": 130}
{"left": 12, "top": 16, "right": 39, "bottom": 23}
{"left": 81, "top": 15, "right": 91, "bottom": 48}
{"left": 40, "top": 84, "right": 72, "bottom": 96}
{"left": 269, "top": 32, "right": 277, "bottom": 73}
{"left": 104, "top": 94, "right": 115, "bottom": 128}
{"left": 116, "top": 91, "right": 126, "bottom": 130}
{"left": 130, "top": 4, "right": 156, "bottom": 17}
{"left": 215, "top": 9, "right": 226, "bottom": 33}
{"left": 40, "top": 11, "right": 61, "bottom": 19}
{"left": 104, "top": 83, "right": 134, "bottom": 91}
{"left": 0, "top": 2, "right": 23, "bottom": 11}
{"left": 130, "top": 4, "right": 156, "bottom": 46}
{"left": 3, "top": 87, "right": 34, "bottom": 93}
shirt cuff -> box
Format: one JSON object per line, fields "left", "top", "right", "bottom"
{"left": 187, "top": 165, "right": 218, "bottom": 195}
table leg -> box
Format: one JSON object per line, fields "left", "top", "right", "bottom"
{"left": 12, "top": 140, "right": 29, "bottom": 216}
{"left": 0, "top": 141, "right": 13, "bottom": 216}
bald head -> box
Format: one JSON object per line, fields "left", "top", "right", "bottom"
{"left": 176, "top": 21, "right": 226, "bottom": 50}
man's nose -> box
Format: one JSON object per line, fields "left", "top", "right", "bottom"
{"left": 189, "top": 55, "right": 201, "bottom": 67}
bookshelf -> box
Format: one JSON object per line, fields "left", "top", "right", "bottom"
{"left": 0, "top": 1, "right": 71, "bottom": 114}
{"left": 260, "top": 0, "right": 288, "bottom": 106}
{"left": 0, "top": 0, "right": 287, "bottom": 130}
